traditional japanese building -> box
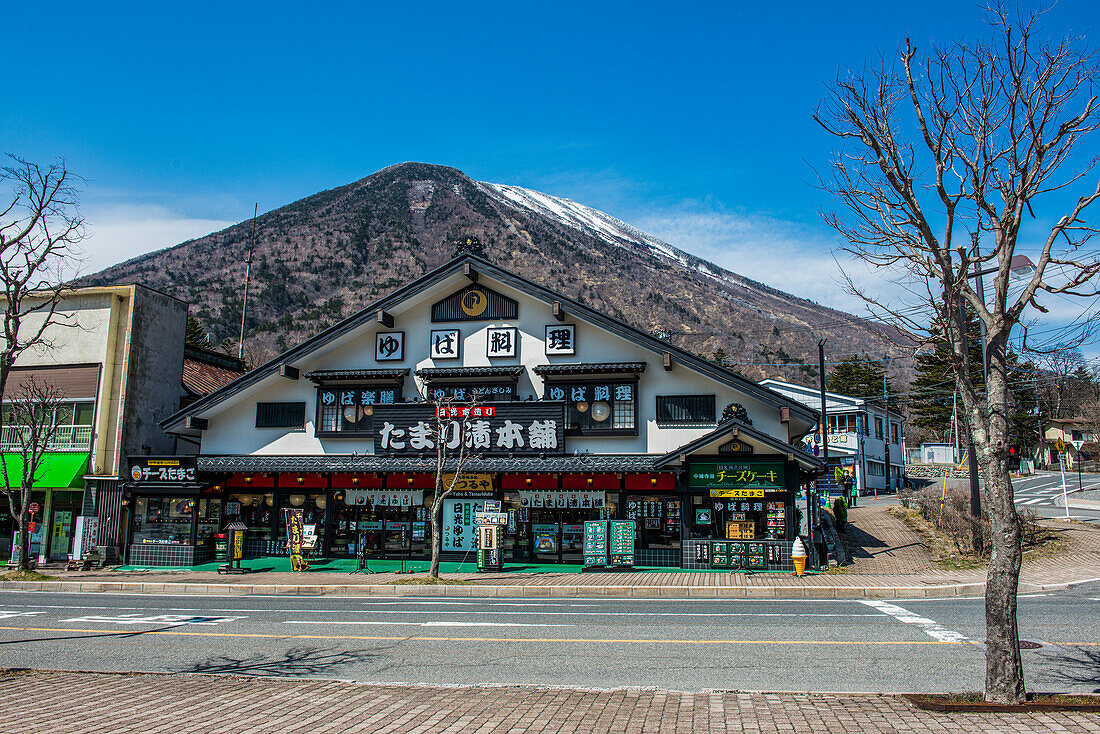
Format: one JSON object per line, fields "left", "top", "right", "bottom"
{"left": 147, "top": 252, "right": 823, "bottom": 569}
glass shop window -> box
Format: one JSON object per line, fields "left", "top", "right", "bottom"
{"left": 316, "top": 386, "right": 398, "bottom": 434}
{"left": 545, "top": 381, "right": 636, "bottom": 434}
{"left": 132, "top": 496, "right": 195, "bottom": 545}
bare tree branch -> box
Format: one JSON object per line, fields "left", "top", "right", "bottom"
{"left": 815, "top": 5, "right": 1100, "bottom": 704}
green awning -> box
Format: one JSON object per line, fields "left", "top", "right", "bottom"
{"left": 0, "top": 452, "right": 89, "bottom": 489}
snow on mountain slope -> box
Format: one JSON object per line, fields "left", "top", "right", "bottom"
{"left": 479, "top": 181, "right": 707, "bottom": 272}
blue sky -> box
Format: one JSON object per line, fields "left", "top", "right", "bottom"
{"left": 4, "top": 1, "right": 1099, "bottom": 358}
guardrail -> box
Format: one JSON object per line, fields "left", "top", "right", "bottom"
{"left": 0, "top": 425, "right": 93, "bottom": 452}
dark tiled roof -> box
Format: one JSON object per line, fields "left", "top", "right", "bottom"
{"left": 305, "top": 369, "right": 409, "bottom": 383}
{"left": 182, "top": 358, "right": 246, "bottom": 397}
{"left": 533, "top": 362, "right": 647, "bottom": 375}
{"left": 198, "top": 454, "right": 662, "bottom": 474}
{"left": 415, "top": 366, "right": 525, "bottom": 379}
{"left": 653, "top": 418, "right": 823, "bottom": 470}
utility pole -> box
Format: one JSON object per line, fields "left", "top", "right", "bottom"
{"left": 238, "top": 203, "right": 258, "bottom": 361}
{"left": 883, "top": 357, "right": 892, "bottom": 495}
{"left": 815, "top": 339, "right": 828, "bottom": 570}
{"left": 962, "top": 231, "right": 984, "bottom": 555}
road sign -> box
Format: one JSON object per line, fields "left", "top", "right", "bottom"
{"left": 1055, "top": 438, "right": 1066, "bottom": 452}
{"left": 28, "top": 502, "right": 39, "bottom": 516}
{"left": 1071, "top": 439, "right": 1085, "bottom": 451}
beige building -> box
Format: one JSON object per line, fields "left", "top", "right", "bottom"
{"left": 2, "top": 285, "right": 187, "bottom": 563}
{"left": 1042, "top": 418, "right": 1099, "bottom": 470}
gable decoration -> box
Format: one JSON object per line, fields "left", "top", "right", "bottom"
{"left": 431, "top": 284, "right": 518, "bottom": 322}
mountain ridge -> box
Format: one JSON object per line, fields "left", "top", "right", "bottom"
{"left": 80, "top": 162, "right": 913, "bottom": 383}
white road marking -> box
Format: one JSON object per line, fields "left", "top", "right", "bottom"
{"left": 0, "top": 603, "right": 881, "bottom": 618}
{"left": 1021, "top": 498, "right": 1046, "bottom": 505}
{"left": 60, "top": 614, "right": 246, "bottom": 626}
{"left": 0, "top": 610, "right": 45, "bottom": 620}
{"left": 859, "top": 600, "right": 973, "bottom": 644}
{"left": 285, "top": 620, "right": 572, "bottom": 627}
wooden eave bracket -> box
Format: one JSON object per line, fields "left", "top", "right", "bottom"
{"left": 662, "top": 352, "right": 673, "bottom": 371}
{"left": 463, "top": 263, "right": 478, "bottom": 281}
{"left": 552, "top": 301, "right": 565, "bottom": 321}
{"left": 781, "top": 406, "right": 791, "bottom": 423}
{"left": 184, "top": 416, "right": 208, "bottom": 431}
{"left": 376, "top": 310, "right": 395, "bottom": 328}
{"left": 279, "top": 364, "right": 299, "bottom": 380}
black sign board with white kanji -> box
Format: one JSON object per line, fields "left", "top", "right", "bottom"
{"left": 129, "top": 456, "right": 197, "bottom": 484}
{"left": 371, "top": 402, "right": 566, "bottom": 456}
{"left": 545, "top": 324, "right": 575, "bottom": 356}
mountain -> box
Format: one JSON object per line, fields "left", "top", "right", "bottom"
{"left": 81, "top": 162, "right": 913, "bottom": 383}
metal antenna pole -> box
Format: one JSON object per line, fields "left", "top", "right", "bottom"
{"left": 815, "top": 339, "right": 828, "bottom": 570}
{"left": 238, "top": 203, "right": 258, "bottom": 361}
{"left": 883, "top": 357, "right": 892, "bottom": 495}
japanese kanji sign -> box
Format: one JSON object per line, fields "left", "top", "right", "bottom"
{"left": 486, "top": 327, "right": 518, "bottom": 358}
{"left": 129, "top": 456, "right": 197, "bottom": 484}
{"left": 343, "top": 490, "right": 423, "bottom": 507}
{"left": 370, "top": 403, "right": 565, "bottom": 455}
{"left": 430, "top": 329, "right": 460, "bottom": 360}
{"left": 688, "top": 460, "right": 786, "bottom": 497}
{"left": 375, "top": 331, "right": 404, "bottom": 361}
{"left": 544, "top": 324, "right": 576, "bottom": 356}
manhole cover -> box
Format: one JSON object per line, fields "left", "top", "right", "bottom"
{"left": 1019, "top": 640, "right": 1043, "bottom": 650}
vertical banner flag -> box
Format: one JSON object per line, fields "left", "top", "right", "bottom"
{"left": 284, "top": 508, "right": 308, "bottom": 571}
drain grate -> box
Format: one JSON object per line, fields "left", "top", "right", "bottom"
{"left": 1019, "top": 640, "right": 1043, "bottom": 650}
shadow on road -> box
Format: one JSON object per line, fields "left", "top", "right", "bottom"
{"left": 1041, "top": 646, "right": 1100, "bottom": 693}
{"left": 185, "top": 646, "right": 380, "bottom": 677}
{"left": 0, "top": 624, "right": 190, "bottom": 646}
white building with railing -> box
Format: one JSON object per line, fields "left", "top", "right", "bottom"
{"left": 758, "top": 379, "right": 906, "bottom": 494}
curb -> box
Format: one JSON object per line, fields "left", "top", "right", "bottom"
{"left": 1054, "top": 496, "right": 1100, "bottom": 510}
{"left": 0, "top": 579, "right": 998, "bottom": 599}
{"left": 2, "top": 577, "right": 1095, "bottom": 599}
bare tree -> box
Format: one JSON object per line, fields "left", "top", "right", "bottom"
{"left": 815, "top": 8, "right": 1100, "bottom": 703}
{"left": 0, "top": 377, "right": 67, "bottom": 571}
{"left": 423, "top": 394, "right": 484, "bottom": 579}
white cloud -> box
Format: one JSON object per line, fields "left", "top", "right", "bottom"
{"left": 630, "top": 207, "right": 894, "bottom": 314}
{"left": 632, "top": 204, "right": 1100, "bottom": 360}
{"left": 69, "top": 204, "right": 234, "bottom": 278}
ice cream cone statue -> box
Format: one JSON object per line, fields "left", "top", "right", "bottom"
{"left": 791, "top": 537, "right": 808, "bottom": 576}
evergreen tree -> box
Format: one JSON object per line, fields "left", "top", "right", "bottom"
{"left": 185, "top": 315, "right": 211, "bottom": 349}
{"left": 910, "top": 312, "right": 983, "bottom": 439}
{"left": 826, "top": 356, "right": 894, "bottom": 406}
{"left": 910, "top": 310, "right": 1042, "bottom": 447}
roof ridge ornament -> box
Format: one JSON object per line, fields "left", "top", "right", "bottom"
{"left": 452, "top": 235, "right": 487, "bottom": 259}
{"left": 721, "top": 402, "right": 753, "bottom": 426}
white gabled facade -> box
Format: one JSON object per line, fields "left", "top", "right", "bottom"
{"left": 180, "top": 262, "right": 816, "bottom": 456}
{"left": 147, "top": 255, "right": 821, "bottom": 570}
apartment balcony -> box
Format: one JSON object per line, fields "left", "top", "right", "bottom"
{"left": 0, "top": 425, "right": 93, "bottom": 453}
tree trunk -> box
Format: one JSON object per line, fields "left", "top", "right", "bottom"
{"left": 428, "top": 498, "right": 443, "bottom": 579}
{"left": 981, "top": 351, "right": 1026, "bottom": 704}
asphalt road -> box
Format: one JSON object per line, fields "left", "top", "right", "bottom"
{"left": 1012, "top": 470, "right": 1100, "bottom": 523}
{"left": 0, "top": 586, "right": 1097, "bottom": 693}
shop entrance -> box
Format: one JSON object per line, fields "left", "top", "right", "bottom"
{"left": 332, "top": 503, "right": 427, "bottom": 560}
{"left": 527, "top": 508, "right": 592, "bottom": 563}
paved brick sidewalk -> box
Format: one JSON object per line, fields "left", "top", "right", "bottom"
{"left": 0, "top": 670, "right": 1096, "bottom": 733}
{"left": 6, "top": 507, "right": 1098, "bottom": 599}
